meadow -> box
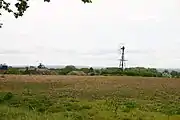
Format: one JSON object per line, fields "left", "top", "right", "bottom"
{"left": 0, "top": 75, "right": 180, "bottom": 120}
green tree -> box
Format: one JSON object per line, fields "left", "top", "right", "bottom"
{"left": 88, "top": 67, "right": 95, "bottom": 76}
{"left": 59, "top": 65, "right": 76, "bottom": 75}
{"left": 170, "top": 70, "right": 179, "bottom": 78}
{"left": 163, "top": 69, "right": 169, "bottom": 74}
{"left": 6, "top": 68, "right": 21, "bottom": 74}
{"left": 94, "top": 69, "right": 101, "bottom": 75}
{"left": 89, "top": 67, "right": 94, "bottom": 73}
{"left": 79, "top": 68, "right": 89, "bottom": 74}
{"left": 100, "top": 67, "right": 122, "bottom": 76}
{"left": 64, "top": 65, "right": 76, "bottom": 71}
{"left": 0, "top": 0, "right": 92, "bottom": 28}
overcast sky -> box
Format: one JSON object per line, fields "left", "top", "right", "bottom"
{"left": 1, "top": 0, "right": 180, "bottom": 68}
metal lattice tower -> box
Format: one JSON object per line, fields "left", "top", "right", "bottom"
{"left": 119, "top": 46, "right": 127, "bottom": 70}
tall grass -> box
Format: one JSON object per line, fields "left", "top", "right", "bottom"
{"left": 0, "top": 75, "right": 180, "bottom": 120}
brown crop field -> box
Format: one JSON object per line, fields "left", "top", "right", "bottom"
{"left": 0, "top": 75, "right": 180, "bottom": 120}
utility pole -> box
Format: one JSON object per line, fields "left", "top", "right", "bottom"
{"left": 119, "top": 46, "right": 127, "bottom": 70}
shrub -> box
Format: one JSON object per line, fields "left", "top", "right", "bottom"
{"left": 3, "top": 92, "right": 13, "bottom": 101}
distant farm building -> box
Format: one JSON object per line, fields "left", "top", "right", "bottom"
{"left": 0, "top": 64, "right": 8, "bottom": 74}
{"left": 18, "top": 67, "right": 54, "bottom": 75}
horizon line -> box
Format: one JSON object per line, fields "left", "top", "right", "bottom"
{"left": 5, "top": 64, "right": 180, "bottom": 69}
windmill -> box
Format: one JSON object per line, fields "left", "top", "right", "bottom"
{"left": 118, "top": 44, "right": 127, "bottom": 70}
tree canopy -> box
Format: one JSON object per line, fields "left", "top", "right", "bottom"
{"left": 0, "top": 0, "right": 92, "bottom": 28}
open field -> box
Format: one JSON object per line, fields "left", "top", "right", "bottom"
{"left": 0, "top": 75, "right": 180, "bottom": 120}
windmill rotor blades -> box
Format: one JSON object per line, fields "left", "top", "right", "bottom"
{"left": 118, "top": 43, "right": 125, "bottom": 51}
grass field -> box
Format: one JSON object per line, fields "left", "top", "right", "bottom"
{"left": 0, "top": 75, "right": 180, "bottom": 120}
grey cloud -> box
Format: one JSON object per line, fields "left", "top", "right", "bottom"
{"left": 1, "top": 0, "right": 180, "bottom": 68}
{"left": 0, "top": 49, "right": 34, "bottom": 55}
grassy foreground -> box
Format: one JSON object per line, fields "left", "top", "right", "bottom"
{"left": 0, "top": 75, "right": 180, "bottom": 120}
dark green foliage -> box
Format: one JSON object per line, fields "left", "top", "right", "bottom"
{"left": 100, "top": 67, "right": 123, "bottom": 76}
{"left": 163, "top": 69, "right": 169, "bottom": 74}
{"left": 122, "top": 101, "right": 137, "bottom": 113}
{"left": 3, "top": 65, "right": 180, "bottom": 78}
{"left": 79, "top": 68, "right": 89, "bottom": 74}
{"left": 57, "top": 65, "right": 77, "bottom": 75}
{"left": 5, "top": 68, "right": 22, "bottom": 75}
{"left": 170, "top": 70, "right": 180, "bottom": 78}
{"left": 89, "top": 72, "right": 95, "bottom": 76}
{"left": 98, "top": 67, "right": 163, "bottom": 77}
{"left": 123, "top": 67, "right": 163, "bottom": 77}
{"left": 3, "top": 92, "right": 13, "bottom": 101}
{"left": 65, "top": 65, "right": 76, "bottom": 71}
{"left": 89, "top": 67, "right": 94, "bottom": 73}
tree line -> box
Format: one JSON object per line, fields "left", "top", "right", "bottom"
{"left": 2, "top": 64, "right": 180, "bottom": 78}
